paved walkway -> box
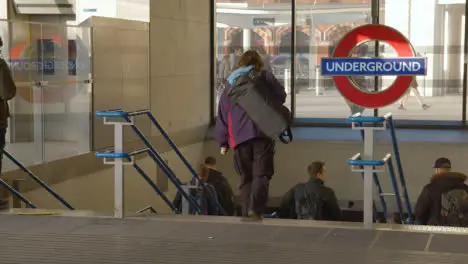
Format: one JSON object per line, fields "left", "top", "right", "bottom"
{"left": 0, "top": 212, "right": 467, "bottom": 263}
{"left": 289, "top": 90, "right": 463, "bottom": 120}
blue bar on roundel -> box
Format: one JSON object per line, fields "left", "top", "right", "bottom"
{"left": 320, "top": 57, "right": 426, "bottom": 76}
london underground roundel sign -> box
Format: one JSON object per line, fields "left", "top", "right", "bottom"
{"left": 321, "top": 24, "right": 426, "bottom": 108}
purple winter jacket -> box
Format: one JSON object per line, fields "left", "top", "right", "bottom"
{"left": 215, "top": 68, "right": 287, "bottom": 149}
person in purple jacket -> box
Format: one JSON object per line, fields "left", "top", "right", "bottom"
{"left": 216, "top": 50, "right": 287, "bottom": 221}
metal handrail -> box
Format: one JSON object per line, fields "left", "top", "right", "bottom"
{"left": 97, "top": 109, "right": 205, "bottom": 182}
{"left": 4, "top": 150, "right": 74, "bottom": 210}
{"left": 137, "top": 205, "right": 157, "bottom": 214}
{"left": 96, "top": 109, "right": 226, "bottom": 215}
{"left": 96, "top": 148, "right": 177, "bottom": 213}
{"left": 386, "top": 116, "right": 413, "bottom": 218}
{"left": 348, "top": 153, "right": 390, "bottom": 222}
{"left": 95, "top": 110, "right": 203, "bottom": 214}
{"left": 0, "top": 178, "right": 36, "bottom": 209}
{"left": 350, "top": 113, "right": 414, "bottom": 223}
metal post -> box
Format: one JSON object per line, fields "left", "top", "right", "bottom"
{"left": 114, "top": 123, "right": 124, "bottom": 218}
{"left": 315, "top": 66, "right": 321, "bottom": 96}
{"left": 284, "top": 69, "right": 291, "bottom": 94}
{"left": 362, "top": 127, "right": 374, "bottom": 229}
{"left": 372, "top": 0, "right": 380, "bottom": 117}
{"left": 462, "top": 1, "right": 468, "bottom": 122}
{"left": 32, "top": 83, "right": 44, "bottom": 162}
{"left": 181, "top": 185, "right": 190, "bottom": 215}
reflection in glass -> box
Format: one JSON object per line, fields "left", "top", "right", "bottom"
{"left": 214, "top": 0, "right": 292, "bottom": 114}
{"left": 380, "top": 0, "right": 465, "bottom": 120}
{"left": 294, "top": 1, "right": 371, "bottom": 118}
{"left": 2, "top": 21, "right": 92, "bottom": 171}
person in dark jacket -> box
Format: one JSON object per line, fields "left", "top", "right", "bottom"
{"left": 173, "top": 157, "right": 235, "bottom": 216}
{"left": 279, "top": 161, "right": 341, "bottom": 221}
{"left": 202, "top": 156, "right": 235, "bottom": 216}
{"left": 415, "top": 157, "right": 468, "bottom": 226}
{"left": 0, "top": 36, "right": 16, "bottom": 209}
{"left": 216, "top": 50, "right": 286, "bottom": 221}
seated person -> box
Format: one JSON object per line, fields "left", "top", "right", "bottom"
{"left": 201, "top": 156, "right": 235, "bottom": 216}
{"left": 279, "top": 161, "right": 341, "bottom": 221}
{"left": 173, "top": 157, "right": 235, "bottom": 216}
{"left": 415, "top": 157, "right": 468, "bottom": 226}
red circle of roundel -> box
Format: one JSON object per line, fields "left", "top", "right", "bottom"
{"left": 332, "top": 24, "right": 415, "bottom": 108}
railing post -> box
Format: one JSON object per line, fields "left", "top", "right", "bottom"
{"left": 181, "top": 185, "right": 190, "bottom": 215}
{"left": 348, "top": 114, "right": 387, "bottom": 229}
{"left": 284, "top": 69, "right": 291, "bottom": 95}
{"left": 315, "top": 66, "right": 321, "bottom": 96}
{"left": 362, "top": 127, "right": 374, "bottom": 229}
{"left": 114, "top": 123, "right": 124, "bottom": 218}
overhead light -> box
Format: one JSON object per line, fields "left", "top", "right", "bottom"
{"left": 216, "top": 3, "right": 248, "bottom": 9}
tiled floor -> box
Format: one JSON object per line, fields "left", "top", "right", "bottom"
{"left": 0, "top": 212, "right": 467, "bottom": 264}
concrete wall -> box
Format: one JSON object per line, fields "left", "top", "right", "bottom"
{"left": 149, "top": 0, "right": 211, "bottom": 138}
{"left": 87, "top": 16, "right": 150, "bottom": 150}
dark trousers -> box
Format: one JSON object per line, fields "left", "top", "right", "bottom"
{"left": 234, "top": 138, "right": 275, "bottom": 216}
{"left": 0, "top": 127, "right": 6, "bottom": 205}
{"left": 0, "top": 127, "right": 6, "bottom": 175}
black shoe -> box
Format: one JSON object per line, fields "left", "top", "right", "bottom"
{"left": 422, "top": 104, "right": 430, "bottom": 110}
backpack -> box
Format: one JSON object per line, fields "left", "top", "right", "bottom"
{"left": 227, "top": 69, "right": 293, "bottom": 144}
{"left": 198, "top": 182, "right": 227, "bottom": 216}
{"left": 296, "top": 185, "right": 323, "bottom": 220}
{"left": 440, "top": 188, "right": 468, "bottom": 227}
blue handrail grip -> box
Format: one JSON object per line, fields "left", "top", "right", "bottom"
{"left": 95, "top": 111, "right": 129, "bottom": 117}
{"left": 347, "top": 116, "right": 386, "bottom": 123}
{"left": 348, "top": 159, "right": 385, "bottom": 166}
{"left": 95, "top": 152, "right": 129, "bottom": 158}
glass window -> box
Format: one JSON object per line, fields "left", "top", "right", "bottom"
{"left": 380, "top": 0, "right": 465, "bottom": 121}
{"left": 295, "top": 0, "right": 372, "bottom": 119}
{"left": 2, "top": 20, "right": 92, "bottom": 170}
{"left": 214, "top": 0, "right": 293, "bottom": 115}
{"left": 212, "top": 0, "right": 468, "bottom": 125}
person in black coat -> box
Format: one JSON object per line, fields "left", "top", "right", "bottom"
{"left": 202, "top": 157, "right": 235, "bottom": 216}
{"left": 415, "top": 157, "right": 468, "bottom": 226}
{"left": 279, "top": 161, "right": 341, "bottom": 221}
